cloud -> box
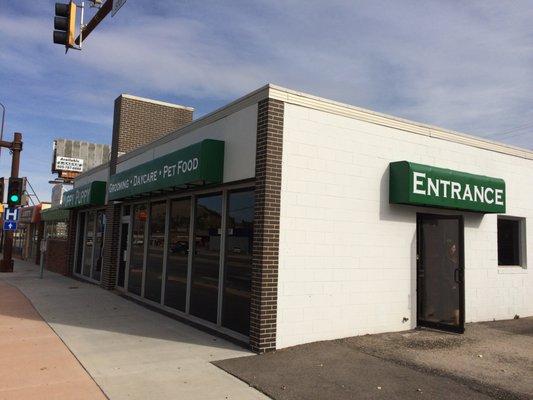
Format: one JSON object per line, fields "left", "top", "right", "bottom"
{"left": 0, "top": 0, "right": 532, "bottom": 200}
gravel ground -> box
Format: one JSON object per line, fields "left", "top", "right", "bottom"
{"left": 215, "top": 318, "right": 533, "bottom": 400}
{"left": 345, "top": 318, "right": 533, "bottom": 399}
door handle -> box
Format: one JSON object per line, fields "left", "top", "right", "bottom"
{"left": 454, "top": 268, "right": 462, "bottom": 283}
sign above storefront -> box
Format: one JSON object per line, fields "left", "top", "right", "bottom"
{"left": 389, "top": 161, "right": 506, "bottom": 213}
{"left": 108, "top": 139, "right": 225, "bottom": 201}
{"left": 18, "top": 207, "right": 34, "bottom": 224}
{"left": 62, "top": 181, "right": 107, "bottom": 209}
{"left": 41, "top": 207, "right": 70, "bottom": 222}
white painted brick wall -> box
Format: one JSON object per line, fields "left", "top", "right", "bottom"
{"left": 277, "top": 103, "right": 533, "bottom": 349}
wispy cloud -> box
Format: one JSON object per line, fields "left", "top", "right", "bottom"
{"left": 0, "top": 0, "right": 532, "bottom": 200}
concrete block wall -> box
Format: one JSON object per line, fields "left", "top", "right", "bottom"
{"left": 276, "top": 102, "right": 533, "bottom": 349}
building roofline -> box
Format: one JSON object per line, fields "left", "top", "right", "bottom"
{"left": 75, "top": 83, "right": 532, "bottom": 184}
{"left": 120, "top": 94, "right": 195, "bottom": 111}
{"left": 113, "top": 84, "right": 271, "bottom": 166}
{"left": 266, "top": 84, "right": 533, "bottom": 160}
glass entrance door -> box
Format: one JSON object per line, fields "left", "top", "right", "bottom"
{"left": 417, "top": 214, "right": 464, "bottom": 333}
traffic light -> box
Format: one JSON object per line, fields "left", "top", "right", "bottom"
{"left": 7, "top": 178, "right": 24, "bottom": 207}
{"left": 53, "top": 2, "right": 77, "bottom": 48}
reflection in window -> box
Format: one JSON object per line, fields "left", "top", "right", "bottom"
{"left": 129, "top": 204, "right": 147, "bottom": 296}
{"left": 92, "top": 211, "right": 105, "bottom": 282}
{"left": 190, "top": 194, "right": 222, "bottom": 323}
{"left": 74, "top": 213, "right": 85, "bottom": 275}
{"left": 222, "top": 190, "right": 254, "bottom": 335}
{"left": 82, "top": 211, "right": 95, "bottom": 277}
{"left": 145, "top": 202, "right": 166, "bottom": 302}
{"left": 164, "top": 198, "right": 191, "bottom": 312}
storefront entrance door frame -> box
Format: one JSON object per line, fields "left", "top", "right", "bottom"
{"left": 73, "top": 209, "right": 105, "bottom": 284}
{"left": 416, "top": 213, "right": 465, "bottom": 333}
{"left": 116, "top": 213, "right": 132, "bottom": 290}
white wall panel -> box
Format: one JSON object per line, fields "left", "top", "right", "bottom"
{"left": 277, "top": 103, "right": 533, "bottom": 349}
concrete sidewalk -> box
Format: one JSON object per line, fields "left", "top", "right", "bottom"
{"left": 0, "top": 280, "right": 106, "bottom": 400}
{"left": 0, "top": 259, "right": 268, "bottom": 400}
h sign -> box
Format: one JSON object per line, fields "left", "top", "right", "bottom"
{"left": 4, "top": 207, "right": 19, "bottom": 221}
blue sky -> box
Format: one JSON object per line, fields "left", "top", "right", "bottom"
{"left": 1, "top": 1, "right": 532, "bottom": 201}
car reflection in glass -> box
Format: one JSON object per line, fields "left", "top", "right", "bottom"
{"left": 170, "top": 241, "right": 189, "bottom": 255}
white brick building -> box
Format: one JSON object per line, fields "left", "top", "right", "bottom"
{"left": 58, "top": 85, "right": 532, "bottom": 352}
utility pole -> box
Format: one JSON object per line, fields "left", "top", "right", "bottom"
{"left": 0, "top": 132, "right": 23, "bottom": 273}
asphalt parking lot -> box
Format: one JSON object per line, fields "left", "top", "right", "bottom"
{"left": 215, "top": 318, "right": 533, "bottom": 400}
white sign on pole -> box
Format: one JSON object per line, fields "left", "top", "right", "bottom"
{"left": 112, "top": 0, "right": 128, "bottom": 16}
{"left": 55, "top": 156, "right": 84, "bottom": 172}
{"left": 4, "top": 208, "right": 19, "bottom": 221}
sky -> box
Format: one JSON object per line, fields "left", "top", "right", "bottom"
{"left": 0, "top": 0, "right": 532, "bottom": 202}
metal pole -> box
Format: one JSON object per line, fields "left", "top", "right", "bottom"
{"left": 1, "top": 132, "right": 23, "bottom": 273}
{"left": 79, "top": 2, "right": 85, "bottom": 49}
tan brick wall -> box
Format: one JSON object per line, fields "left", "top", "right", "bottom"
{"left": 250, "top": 98, "right": 284, "bottom": 353}
{"left": 110, "top": 96, "right": 193, "bottom": 174}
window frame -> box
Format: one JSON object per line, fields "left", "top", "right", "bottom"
{"left": 497, "top": 216, "right": 527, "bottom": 269}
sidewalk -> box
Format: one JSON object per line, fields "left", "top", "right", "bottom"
{"left": 0, "top": 259, "right": 268, "bottom": 400}
{"left": 0, "top": 280, "right": 106, "bottom": 400}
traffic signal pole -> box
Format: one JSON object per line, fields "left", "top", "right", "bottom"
{"left": 0, "top": 132, "right": 23, "bottom": 273}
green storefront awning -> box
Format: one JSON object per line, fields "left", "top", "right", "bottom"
{"left": 62, "top": 181, "right": 107, "bottom": 209}
{"left": 108, "top": 139, "right": 225, "bottom": 201}
{"left": 389, "top": 161, "right": 506, "bottom": 213}
{"left": 41, "top": 207, "right": 70, "bottom": 222}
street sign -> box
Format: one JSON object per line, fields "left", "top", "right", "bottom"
{"left": 3, "top": 221, "right": 17, "bottom": 231}
{"left": 4, "top": 207, "right": 19, "bottom": 221}
{"left": 112, "top": 0, "right": 127, "bottom": 16}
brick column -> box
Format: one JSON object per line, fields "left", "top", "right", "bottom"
{"left": 65, "top": 210, "right": 78, "bottom": 277}
{"left": 250, "top": 98, "right": 284, "bottom": 353}
{"left": 101, "top": 203, "right": 121, "bottom": 290}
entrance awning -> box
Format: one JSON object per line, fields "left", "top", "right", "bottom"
{"left": 62, "top": 181, "right": 107, "bottom": 209}
{"left": 389, "top": 161, "right": 506, "bottom": 213}
{"left": 108, "top": 139, "right": 224, "bottom": 201}
{"left": 41, "top": 207, "right": 70, "bottom": 222}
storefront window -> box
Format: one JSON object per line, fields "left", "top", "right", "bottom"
{"left": 164, "top": 198, "right": 191, "bottom": 312}
{"left": 129, "top": 204, "right": 147, "bottom": 296}
{"left": 82, "top": 212, "right": 95, "bottom": 278}
{"left": 222, "top": 189, "right": 254, "bottom": 335}
{"left": 74, "top": 213, "right": 85, "bottom": 275}
{"left": 190, "top": 194, "right": 222, "bottom": 323}
{"left": 498, "top": 217, "right": 526, "bottom": 267}
{"left": 92, "top": 211, "right": 106, "bottom": 281}
{"left": 145, "top": 202, "right": 166, "bottom": 302}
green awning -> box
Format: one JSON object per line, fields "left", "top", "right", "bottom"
{"left": 62, "top": 181, "right": 107, "bottom": 209}
{"left": 108, "top": 139, "right": 224, "bottom": 201}
{"left": 389, "top": 161, "right": 506, "bottom": 213}
{"left": 41, "top": 207, "right": 70, "bottom": 222}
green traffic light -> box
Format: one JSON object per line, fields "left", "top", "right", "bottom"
{"left": 10, "top": 194, "right": 19, "bottom": 202}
